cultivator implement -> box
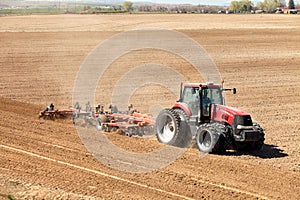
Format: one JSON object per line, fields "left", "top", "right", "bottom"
{"left": 39, "top": 108, "right": 78, "bottom": 120}
{"left": 39, "top": 103, "right": 155, "bottom": 137}
{"left": 96, "top": 111, "right": 155, "bottom": 136}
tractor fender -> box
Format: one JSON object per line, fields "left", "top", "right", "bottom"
{"left": 172, "top": 102, "right": 192, "bottom": 117}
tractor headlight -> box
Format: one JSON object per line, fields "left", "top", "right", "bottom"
{"left": 237, "top": 125, "right": 254, "bottom": 130}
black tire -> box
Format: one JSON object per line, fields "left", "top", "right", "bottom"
{"left": 155, "top": 109, "right": 190, "bottom": 148}
{"left": 196, "top": 123, "right": 225, "bottom": 154}
{"left": 173, "top": 109, "right": 192, "bottom": 148}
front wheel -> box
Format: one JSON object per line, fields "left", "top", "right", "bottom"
{"left": 196, "top": 123, "right": 225, "bottom": 154}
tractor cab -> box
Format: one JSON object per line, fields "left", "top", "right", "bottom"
{"left": 177, "top": 82, "right": 224, "bottom": 124}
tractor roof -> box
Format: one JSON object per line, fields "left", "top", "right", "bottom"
{"left": 183, "top": 82, "right": 221, "bottom": 89}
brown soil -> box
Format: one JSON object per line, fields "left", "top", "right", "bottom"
{"left": 0, "top": 14, "right": 299, "bottom": 199}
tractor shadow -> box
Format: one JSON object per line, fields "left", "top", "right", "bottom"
{"left": 225, "top": 144, "right": 288, "bottom": 159}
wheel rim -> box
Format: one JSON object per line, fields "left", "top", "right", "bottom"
{"left": 202, "top": 131, "right": 211, "bottom": 148}
{"left": 158, "top": 115, "right": 176, "bottom": 143}
{"left": 197, "top": 130, "right": 212, "bottom": 150}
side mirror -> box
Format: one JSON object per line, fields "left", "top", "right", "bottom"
{"left": 233, "top": 88, "right": 236, "bottom": 94}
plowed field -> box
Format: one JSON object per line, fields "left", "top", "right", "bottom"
{"left": 0, "top": 14, "right": 299, "bottom": 199}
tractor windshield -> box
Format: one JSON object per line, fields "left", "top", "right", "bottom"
{"left": 202, "top": 88, "right": 223, "bottom": 105}
{"left": 202, "top": 87, "right": 223, "bottom": 116}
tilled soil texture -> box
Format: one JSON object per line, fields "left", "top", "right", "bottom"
{"left": 0, "top": 14, "right": 299, "bottom": 199}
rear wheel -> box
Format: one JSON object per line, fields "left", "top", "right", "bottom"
{"left": 173, "top": 109, "right": 192, "bottom": 148}
{"left": 196, "top": 123, "right": 225, "bottom": 153}
{"left": 155, "top": 109, "right": 191, "bottom": 148}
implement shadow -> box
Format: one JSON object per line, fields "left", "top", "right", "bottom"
{"left": 226, "top": 144, "right": 288, "bottom": 159}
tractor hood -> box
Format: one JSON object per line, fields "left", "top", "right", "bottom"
{"left": 213, "top": 104, "right": 250, "bottom": 116}
{"left": 211, "top": 104, "right": 251, "bottom": 125}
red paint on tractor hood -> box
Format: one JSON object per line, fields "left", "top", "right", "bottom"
{"left": 214, "top": 104, "right": 250, "bottom": 117}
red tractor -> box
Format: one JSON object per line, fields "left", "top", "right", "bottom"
{"left": 155, "top": 81, "right": 265, "bottom": 153}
